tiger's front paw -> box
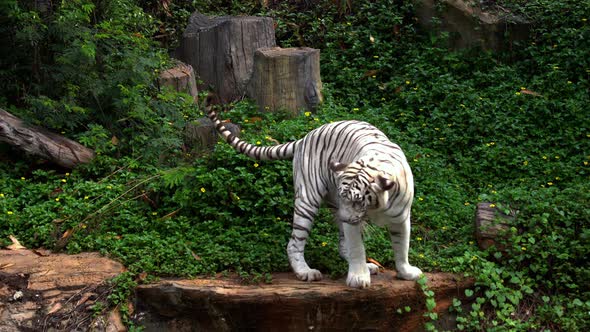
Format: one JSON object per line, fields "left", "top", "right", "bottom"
{"left": 295, "top": 268, "right": 323, "bottom": 282}
{"left": 396, "top": 265, "right": 422, "bottom": 281}
{"left": 346, "top": 266, "right": 371, "bottom": 289}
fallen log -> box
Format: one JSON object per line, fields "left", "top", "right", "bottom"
{"left": 0, "top": 108, "right": 95, "bottom": 168}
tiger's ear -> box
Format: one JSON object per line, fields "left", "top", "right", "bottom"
{"left": 375, "top": 174, "right": 396, "bottom": 191}
{"left": 329, "top": 161, "right": 348, "bottom": 174}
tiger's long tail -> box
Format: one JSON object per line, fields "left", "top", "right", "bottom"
{"left": 206, "top": 107, "right": 297, "bottom": 160}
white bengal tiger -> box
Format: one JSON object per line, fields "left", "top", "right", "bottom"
{"left": 207, "top": 108, "right": 422, "bottom": 288}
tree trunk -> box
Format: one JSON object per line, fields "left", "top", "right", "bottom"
{"left": 178, "top": 12, "right": 276, "bottom": 103}
{"left": 0, "top": 109, "right": 95, "bottom": 168}
{"left": 247, "top": 47, "right": 323, "bottom": 116}
{"left": 158, "top": 60, "right": 199, "bottom": 103}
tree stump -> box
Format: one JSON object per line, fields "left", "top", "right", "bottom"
{"left": 247, "top": 47, "right": 323, "bottom": 116}
{"left": 158, "top": 61, "right": 199, "bottom": 103}
{"left": 0, "top": 109, "right": 95, "bottom": 168}
{"left": 178, "top": 13, "right": 276, "bottom": 103}
{"left": 475, "top": 202, "right": 514, "bottom": 251}
{"left": 184, "top": 117, "right": 241, "bottom": 154}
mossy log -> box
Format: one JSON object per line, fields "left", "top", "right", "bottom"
{"left": 0, "top": 108, "right": 94, "bottom": 168}
{"left": 247, "top": 47, "right": 323, "bottom": 116}
{"left": 178, "top": 12, "right": 276, "bottom": 103}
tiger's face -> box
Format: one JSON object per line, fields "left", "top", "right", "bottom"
{"left": 329, "top": 160, "right": 396, "bottom": 224}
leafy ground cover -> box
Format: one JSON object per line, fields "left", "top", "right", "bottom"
{"left": 1, "top": 0, "right": 589, "bottom": 330}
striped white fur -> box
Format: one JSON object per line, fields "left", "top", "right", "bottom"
{"left": 208, "top": 108, "right": 422, "bottom": 288}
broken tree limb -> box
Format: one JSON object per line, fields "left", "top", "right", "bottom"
{"left": 0, "top": 108, "right": 95, "bottom": 168}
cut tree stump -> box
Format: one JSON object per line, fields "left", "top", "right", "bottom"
{"left": 414, "top": 0, "right": 530, "bottom": 50}
{"left": 135, "top": 271, "right": 474, "bottom": 331}
{"left": 178, "top": 12, "right": 276, "bottom": 103}
{"left": 475, "top": 202, "right": 514, "bottom": 251}
{"left": 184, "top": 116, "right": 241, "bottom": 154}
{"left": 158, "top": 60, "right": 199, "bottom": 103}
{"left": 247, "top": 47, "right": 323, "bottom": 116}
{"left": 0, "top": 108, "right": 94, "bottom": 168}
{"left": 0, "top": 250, "right": 125, "bottom": 331}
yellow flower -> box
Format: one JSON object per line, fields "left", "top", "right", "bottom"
{"left": 152, "top": 212, "right": 158, "bottom": 216}
{"left": 405, "top": 80, "right": 411, "bottom": 85}
{"left": 417, "top": 237, "right": 423, "bottom": 241}
{"left": 489, "top": 204, "right": 496, "bottom": 208}
{"left": 321, "top": 242, "right": 327, "bottom": 247}
{"left": 7, "top": 211, "right": 13, "bottom": 215}
{"left": 0, "top": 193, "right": 4, "bottom": 198}
{"left": 244, "top": 119, "right": 249, "bottom": 123}
{"left": 418, "top": 254, "right": 425, "bottom": 258}
{"left": 304, "top": 112, "right": 311, "bottom": 117}
{"left": 542, "top": 156, "right": 548, "bottom": 160}
{"left": 200, "top": 187, "right": 206, "bottom": 193}
{"left": 373, "top": 55, "right": 379, "bottom": 58}
{"left": 61, "top": 179, "right": 67, "bottom": 183}
{"left": 256, "top": 141, "right": 261, "bottom": 145}
{"left": 254, "top": 163, "right": 259, "bottom": 168}
{"left": 464, "top": 202, "right": 470, "bottom": 206}
{"left": 106, "top": 185, "right": 112, "bottom": 189}
{"left": 523, "top": 160, "right": 529, "bottom": 166}
{"left": 84, "top": 196, "right": 89, "bottom": 200}
{"left": 21, "top": 177, "right": 25, "bottom": 180}
{"left": 547, "top": 182, "right": 553, "bottom": 186}
{"left": 521, "top": 246, "right": 527, "bottom": 251}
{"left": 515, "top": 92, "right": 521, "bottom": 96}
{"left": 442, "top": 226, "right": 447, "bottom": 230}
{"left": 418, "top": 197, "right": 424, "bottom": 201}
{"left": 55, "top": 198, "right": 60, "bottom": 202}
{"left": 65, "top": 173, "right": 70, "bottom": 177}
{"left": 352, "top": 108, "right": 360, "bottom": 111}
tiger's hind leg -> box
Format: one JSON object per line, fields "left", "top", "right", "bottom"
{"left": 287, "top": 197, "right": 322, "bottom": 282}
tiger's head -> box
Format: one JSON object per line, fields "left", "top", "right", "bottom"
{"left": 329, "top": 160, "right": 396, "bottom": 224}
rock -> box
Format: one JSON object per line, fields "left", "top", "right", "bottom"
{"left": 414, "top": 0, "right": 530, "bottom": 50}
{"left": 0, "top": 250, "right": 125, "bottom": 331}
{"left": 135, "top": 271, "right": 474, "bottom": 331}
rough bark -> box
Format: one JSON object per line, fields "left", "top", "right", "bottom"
{"left": 247, "top": 47, "right": 323, "bottom": 116}
{"left": 475, "top": 202, "right": 513, "bottom": 250}
{"left": 178, "top": 12, "right": 276, "bottom": 103}
{"left": 158, "top": 60, "right": 199, "bottom": 103}
{"left": 0, "top": 109, "right": 95, "bottom": 168}
{"left": 135, "top": 271, "right": 474, "bottom": 331}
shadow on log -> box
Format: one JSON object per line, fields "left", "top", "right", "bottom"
{"left": 0, "top": 109, "right": 94, "bottom": 168}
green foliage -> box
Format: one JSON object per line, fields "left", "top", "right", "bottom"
{"left": 1, "top": 0, "right": 589, "bottom": 330}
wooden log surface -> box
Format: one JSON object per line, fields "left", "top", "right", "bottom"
{"left": 247, "top": 47, "right": 323, "bottom": 115}
{"left": 0, "top": 109, "right": 95, "bottom": 168}
{"left": 179, "top": 12, "right": 276, "bottom": 103}
{"left": 135, "top": 271, "right": 474, "bottom": 331}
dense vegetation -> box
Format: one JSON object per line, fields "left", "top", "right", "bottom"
{"left": 1, "top": 0, "right": 589, "bottom": 330}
